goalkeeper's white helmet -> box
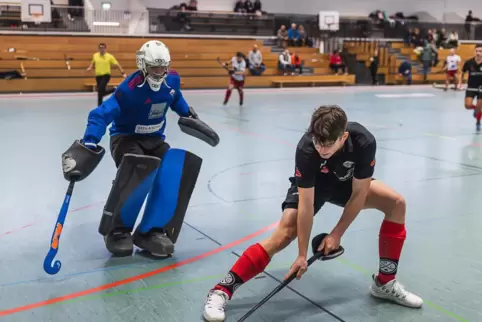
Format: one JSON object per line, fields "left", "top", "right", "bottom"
{"left": 136, "top": 40, "right": 171, "bottom": 91}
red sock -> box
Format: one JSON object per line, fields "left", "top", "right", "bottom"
{"left": 223, "top": 89, "right": 232, "bottom": 104}
{"left": 214, "top": 243, "right": 270, "bottom": 299}
{"left": 476, "top": 112, "right": 482, "bottom": 122}
{"left": 377, "top": 220, "right": 406, "bottom": 285}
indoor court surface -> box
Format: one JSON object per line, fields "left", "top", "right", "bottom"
{"left": 1, "top": 85, "right": 481, "bottom": 322}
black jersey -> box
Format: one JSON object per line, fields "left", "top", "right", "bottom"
{"left": 462, "top": 58, "right": 482, "bottom": 87}
{"left": 294, "top": 122, "right": 376, "bottom": 189}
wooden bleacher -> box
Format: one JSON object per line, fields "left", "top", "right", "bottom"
{"left": 344, "top": 40, "right": 474, "bottom": 85}
{"left": 0, "top": 35, "right": 355, "bottom": 92}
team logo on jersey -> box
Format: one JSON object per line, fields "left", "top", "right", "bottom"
{"left": 370, "top": 159, "right": 376, "bottom": 167}
{"left": 169, "top": 89, "right": 175, "bottom": 97}
{"left": 295, "top": 167, "right": 302, "bottom": 177}
{"left": 149, "top": 102, "right": 167, "bottom": 119}
{"left": 320, "top": 166, "right": 329, "bottom": 173}
{"left": 343, "top": 161, "right": 354, "bottom": 168}
{"left": 334, "top": 168, "right": 354, "bottom": 181}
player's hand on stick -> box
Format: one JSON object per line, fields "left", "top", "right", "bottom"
{"left": 317, "top": 233, "right": 341, "bottom": 255}
{"left": 285, "top": 255, "right": 308, "bottom": 280}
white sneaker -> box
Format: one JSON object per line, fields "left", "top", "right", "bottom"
{"left": 203, "top": 289, "right": 229, "bottom": 321}
{"left": 370, "top": 275, "right": 423, "bottom": 308}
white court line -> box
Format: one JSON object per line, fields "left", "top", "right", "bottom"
{"left": 0, "top": 84, "right": 442, "bottom": 100}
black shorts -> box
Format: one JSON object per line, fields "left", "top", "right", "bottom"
{"left": 110, "top": 134, "right": 170, "bottom": 168}
{"left": 465, "top": 89, "right": 479, "bottom": 99}
{"left": 281, "top": 177, "right": 353, "bottom": 214}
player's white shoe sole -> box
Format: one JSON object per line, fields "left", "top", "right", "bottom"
{"left": 369, "top": 274, "right": 423, "bottom": 308}
{"left": 203, "top": 289, "right": 228, "bottom": 321}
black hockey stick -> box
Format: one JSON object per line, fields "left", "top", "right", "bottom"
{"left": 237, "top": 233, "right": 345, "bottom": 322}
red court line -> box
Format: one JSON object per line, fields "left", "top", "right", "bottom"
{"left": 0, "top": 221, "right": 279, "bottom": 316}
{"left": 0, "top": 202, "right": 103, "bottom": 238}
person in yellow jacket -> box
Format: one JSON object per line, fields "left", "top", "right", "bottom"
{"left": 86, "top": 43, "right": 127, "bottom": 106}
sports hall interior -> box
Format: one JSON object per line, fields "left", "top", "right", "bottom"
{"left": 1, "top": 1, "right": 482, "bottom": 322}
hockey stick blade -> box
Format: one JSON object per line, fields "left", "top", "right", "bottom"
{"left": 237, "top": 245, "right": 344, "bottom": 322}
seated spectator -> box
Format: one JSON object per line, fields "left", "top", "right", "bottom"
{"left": 436, "top": 28, "right": 448, "bottom": 49}
{"left": 298, "top": 25, "right": 307, "bottom": 47}
{"left": 253, "top": 0, "right": 263, "bottom": 15}
{"left": 177, "top": 4, "right": 192, "bottom": 31}
{"left": 277, "top": 25, "right": 288, "bottom": 48}
{"left": 447, "top": 31, "right": 458, "bottom": 48}
{"left": 329, "top": 49, "right": 346, "bottom": 75}
{"left": 426, "top": 29, "right": 434, "bottom": 43}
{"left": 291, "top": 52, "right": 303, "bottom": 74}
{"left": 287, "top": 23, "right": 300, "bottom": 47}
{"left": 187, "top": 0, "right": 197, "bottom": 11}
{"left": 234, "top": 0, "right": 247, "bottom": 13}
{"left": 410, "top": 28, "right": 422, "bottom": 47}
{"left": 398, "top": 60, "right": 412, "bottom": 85}
{"left": 248, "top": 45, "right": 265, "bottom": 76}
{"left": 278, "top": 49, "right": 293, "bottom": 75}
{"left": 244, "top": 0, "right": 254, "bottom": 13}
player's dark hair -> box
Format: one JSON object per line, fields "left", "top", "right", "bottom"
{"left": 308, "top": 105, "right": 348, "bottom": 144}
{"left": 99, "top": 43, "right": 106, "bottom": 48}
{"left": 476, "top": 44, "right": 482, "bottom": 49}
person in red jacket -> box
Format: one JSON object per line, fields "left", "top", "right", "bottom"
{"left": 329, "top": 49, "right": 347, "bottom": 75}
{"left": 291, "top": 52, "right": 303, "bottom": 74}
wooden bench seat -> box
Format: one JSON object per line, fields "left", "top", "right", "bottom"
{"left": 271, "top": 75, "right": 355, "bottom": 88}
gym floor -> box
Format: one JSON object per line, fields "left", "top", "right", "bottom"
{"left": 0, "top": 85, "right": 480, "bottom": 322}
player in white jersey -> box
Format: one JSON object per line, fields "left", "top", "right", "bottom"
{"left": 223, "top": 52, "right": 246, "bottom": 106}
{"left": 444, "top": 48, "right": 461, "bottom": 91}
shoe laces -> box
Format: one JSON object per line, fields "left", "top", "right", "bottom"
{"left": 390, "top": 280, "right": 408, "bottom": 299}
{"left": 206, "top": 290, "right": 227, "bottom": 310}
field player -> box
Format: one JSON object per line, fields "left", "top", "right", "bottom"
{"left": 443, "top": 48, "right": 461, "bottom": 91}
{"left": 223, "top": 52, "right": 246, "bottom": 106}
{"left": 460, "top": 44, "right": 482, "bottom": 131}
{"left": 203, "top": 105, "right": 423, "bottom": 322}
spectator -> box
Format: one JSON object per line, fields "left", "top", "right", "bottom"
{"left": 298, "top": 25, "right": 307, "bottom": 47}
{"left": 411, "top": 28, "right": 422, "bottom": 47}
{"left": 291, "top": 52, "right": 303, "bottom": 74}
{"left": 177, "top": 4, "right": 192, "bottom": 31}
{"left": 187, "top": 0, "right": 197, "bottom": 11}
{"left": 248, "top": 45, "right": 265, "bottom": 76}
{"left": 369, "top": 49, "right": 379, "bottom": 85}
{"left": 329, "top": 49, "right": 346, "bottom": 75}
{"left": 278, "top": 49, "right": 293, "bottom": 75}
{"left": 277, "top": 25, "right": 288, "bottom": 48}
{"left": 398, "top": 60, "right": 412, "bottom": 85}
{"left": 465, "top": 10, "right": 473, "bottom": 39}
{"left": 436, "top": 28, "right": 447, "bottom": 49}
{"left": 447, "top": 31, "right": 458, "bottom": 48}
{"left": 234, "top": 0, "right": 246, "bottom": 13}
{"left": 420, "top": 40, "right": 433, "bottom": 80}
{"left": 426, "top": 29, "right": 434, "bottom": 43}
{"left": 244, "top": 0, "right": 254, "bottom": 14}
{"left": 253, "top": 0, "right": 262, "bottom": 15}
{"left": 287, "top": 23, "right": 300, "bottom": 47}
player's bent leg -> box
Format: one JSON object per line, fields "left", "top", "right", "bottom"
{"left": 134, "top": 148, "right": 202, "bottom": 257}
{"left": 363, "top": 180, "right": 423, "bottom": 308}
{"left": 203, "top": 208, "right": 298, "bottom": 322}
{"left": 99, "top": 154, "right": 161, "bottom": 257}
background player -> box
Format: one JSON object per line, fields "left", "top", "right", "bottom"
{"left": 64, "top": 40, "right": 216, "bottom": 258}
{"left": 223, "top": 52, "right": 246, "bottom": 106}
{"left": 203, "top": 105, "right": 423, "bottom": 322}
{"left": 86, "top": 43, "right": 127, "bottom": 106}
{"left": 460, "top": 44, "right": 482, "bottom": 131}
{"left": 443, "top": 48, "right": 461, "bottom": 91}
